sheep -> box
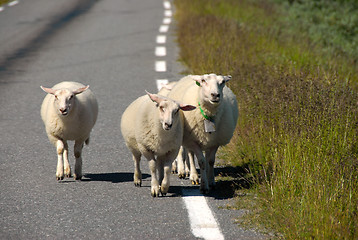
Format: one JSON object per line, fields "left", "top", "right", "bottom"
{"left": 167, "top": 74, "right": 239, "bottom": 194}
{"left": 120, "top": 91, "right": 196, "bottom": 197}
{"left": 158, "top": 82, "right": 199, "bottom": 184}
{"left": 40, "top": 81, "right": 98, "bottom": 181}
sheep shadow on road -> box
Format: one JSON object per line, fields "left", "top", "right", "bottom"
{"left": 174, "top": 164, "right": 255, "bottom": 200}
{"left": 82, "top": 172, "right": 150, "bottom": 183}
{"left": 165, "top": 164, "right": 254, "bottom": 200}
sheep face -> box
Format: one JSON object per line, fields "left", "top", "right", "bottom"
{"left": 41, "top": 85, "right": 89, "bottom": 116}
{"left": 192, "top": 74, "right": 231, "bottom": 105}
{"left": 146, "top": 91, "right": 196, "bottom": 131}
{"left": 158, "top": 100, "right": 180, "bottom": 131}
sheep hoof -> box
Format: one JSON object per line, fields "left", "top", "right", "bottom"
{"left": 178, "top": 173, "right": 186, "bottom": 179}
{"left": 74, "top": 174, "right": 82, "bottom": 180}
{"left": 200, "top": 188, "right": 209, "bottom": 195}
{"left": 191, "top": 180, "right": 200, "bottom": 185}
{"left": 56, "top": 176, "right": 64, "bottom": 181}
{"left": 64, "top": 173, "right": 71, "bottom": 178}
{"left": 151, "top": 186, "right": 160, "bottom": 197}
{"left": 151, "top": 191, "right": 159, "bottom": 197}
{"left": 134, "top": 181, "right": 142, "bottom": 187}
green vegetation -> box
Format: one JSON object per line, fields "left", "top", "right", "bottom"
{"left": 174, "top": 0, "right": 358, "bottom": 239}
{"left": 0, "top": 0, "right": 10, "bottom": 6}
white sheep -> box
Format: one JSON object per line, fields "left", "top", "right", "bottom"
{"left": 168, "top": 74, "right": 239, "bottom": 194}
{"left": 158, "top": 83, "right": 198, "bottom": 184}
{"left": 40, "top": 81, "right": 98, "bottom": 181}
{"left": 120, "top": 91, "right": 195, "bottom": 197}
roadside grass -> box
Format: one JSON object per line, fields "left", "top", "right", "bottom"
{"left": 174, "top": 0, "right": 358, "bottom": 239}
{"left": 0, "top": 0, "right": 10, "bottom": 6}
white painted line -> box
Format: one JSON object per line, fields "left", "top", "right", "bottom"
{"left": 155, "top": 46, "right": 166, "bottom": 57}
{"left": 164, "top": 10, "right": 172, "bottom": 17}
{"left": 156, "top": 35, "right": 167, "bottom": 44}
{"left": 155, "top": 61, "right": 166, "bottom": 72}
{"left": 0, "top": 6, "right": 4, "bottom": 12}
{"left": 182, "top": 188, "right": 225, "bottom": 240}
{"left": 159, "top": 25, "right": 169, "bottom": 33}
{"left": 156, "top": 79, "right": 169, "bottom": 91}
{"left": 163, "top": 1, "right": 171, "bottom": 10}
{"left": 8, "top": 0, "right": 19, "bottom": 7}
{"left": 163, "top": 17, "right": 172, "bottom": 25}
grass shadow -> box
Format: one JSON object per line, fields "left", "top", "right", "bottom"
{"left": 210, "top": 164, "right": 255, "bottom": 200}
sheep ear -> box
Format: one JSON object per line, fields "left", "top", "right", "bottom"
{"left": 73, "top": 85, "right": 89, "bottom": 95}
{"left": 162, "top": 83, "right": 173, "bottom": 91}
{"left": 40, "top": 86, "right": 56, "bottom": 95}
{"left": 190, "top": 75, "right": 204, "bottom": 86}
{"left": 223, "top": 75, "right": 232, "bottom": 82}
{"left": 179, "top": 104, "right": 196, "bottom": 111}
{"left": 146, "top": 90, "right": 164, "bottom": 104}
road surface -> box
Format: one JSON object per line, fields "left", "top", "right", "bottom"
{"left": 0, "top": 0, "right": 266, "bottom": 239}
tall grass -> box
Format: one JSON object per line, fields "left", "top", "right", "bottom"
{"left": 0, "top": 0, "right": 9, "bottom": 6}
{"left": 174, "top": 0, "right": 358, "bottom": 238}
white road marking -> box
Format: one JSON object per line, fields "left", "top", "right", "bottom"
{"left": 156, "top": 35, "right": 166, "bottom": 44}
{"left": 163, "top": 17, "right": 172, "bottom": 24}
{"left": 163, "top": 1, "right": 171, "bottom": 10}
{"left": 155, "top": 46, "right": 166, "bottom": 57}
{"left": 164, "top": 10, "right": 172, "bottom": 17}
{"left": 8, "top": 0, "right": 19, "bottom": 7}
{"left": 156, "top": 79, "right": 169, "bottom": 91}
{"left": 155, "top": 61, "right": 166, "bottom": 72}
{"left": 182, "top": 188, "right": 225, "bottom": 240}
{"left": 159, "top": 25, "right": 169, "bottom": 33}
{"left": 154, "top": 2, "right": 225, "bottom": 238}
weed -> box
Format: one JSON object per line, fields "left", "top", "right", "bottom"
{"left": 174, "top": 0, "right": 358, "bottom": 238}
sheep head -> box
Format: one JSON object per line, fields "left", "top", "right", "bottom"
{"left": 41, "top": 85, "right": 89, "bottom": 116}
{"left": 146, "top": 91, "right": 196, "bottom": 131}
{"left": 191, "top": 74, "right": 231, "bottom": 105}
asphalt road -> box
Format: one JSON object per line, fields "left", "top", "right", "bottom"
{"left": 0, "top": 0, "right": 266, "bottom": 239}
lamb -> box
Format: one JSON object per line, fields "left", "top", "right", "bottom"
{"left": 167, "top": 74, "right": 239, "bottom": 194}
{"left": 40, "top": 81, "right": 98, "bottom": 181}
{"left": 159, "top": 83, "right": 199, "bottom": 184}
{"left": 120, "top": 91, "right": 195, "bottom": 197}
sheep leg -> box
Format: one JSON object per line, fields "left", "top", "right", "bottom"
{"left": 184, "top": 151, "right": 190, "bottom": 178}
{"left": 74, "top": 141, "right": 84, "bottom": 180}
{"left": 157, "top": 158, "right": 164, "bottom": 186}
{"left": 56, "top": 140, "right": 65, "bottom": 180}
{"left": 63, "top": 141, "right": 71, "bottom": 178}
{"left": 144, "top": 152, "right": 160, "bottom": 197}
{"left": 132, "top": 151, "right": 142, "bottom": 187}
{"left": 149, "top": 159, "right": 160, "bottom": 197}
{"left": 206, "top": 147, "right": 218, "bottom": 190}
{"left": 171, "top": 159, "right": 177, "bottom": 174}
{"left": 188, "top": 151, "right": 199, "bottom": 185}
{"left": 189, "top": 144, "right": 209, "bottom": 194}
{"left": 177, "top": 146, "right": 186, "bottom": 179}
{"left": 158, "top": 151, "right": 176, "bottom": 196}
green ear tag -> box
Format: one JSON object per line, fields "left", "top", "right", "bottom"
{"left": 196, "top": 81, "right": 201, "bottom": 86}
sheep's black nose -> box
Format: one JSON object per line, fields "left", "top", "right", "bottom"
{"left": 211, "top": 93, "right": 220, "bottom": 98}
{"left": 60, "top": 108, "right": 68, "bottom": 115}
{"left": 164, "top": 123, "right": 172, "bottom": 130}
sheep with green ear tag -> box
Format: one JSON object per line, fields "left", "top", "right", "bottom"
{"left": 167, "top": 74, "right": 239, "bottom": 194}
